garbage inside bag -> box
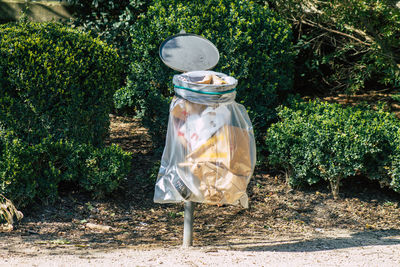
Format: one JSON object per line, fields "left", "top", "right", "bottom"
{"left": 181, "top": 125, "right": 252, "bottom": 204}
{"left": 154, "top": 71, "right": 256, "bottom": 208}
{"left": 192, "top": 74, "right": 228, "bottom": 85}
{"left": 178, "top": 105, "right": 230, "bottom": 151}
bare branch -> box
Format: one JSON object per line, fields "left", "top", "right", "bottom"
{"left": 300, "top": 19, "right": 372, "bottom": 47}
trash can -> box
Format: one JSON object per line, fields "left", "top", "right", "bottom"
{"left": 154, "top": 33, "right": 256, "bottom": 208}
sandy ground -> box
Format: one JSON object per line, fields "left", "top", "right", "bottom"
{"left": 1, "top": 228, "right": 400, "bottom": 267}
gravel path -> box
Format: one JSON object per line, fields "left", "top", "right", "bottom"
{"left": 1, "top": 228, "right": 400, "bottom": 266}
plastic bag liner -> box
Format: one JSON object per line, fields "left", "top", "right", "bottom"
{"left": 154, "top": 71, "right": 256, "bottom": 208}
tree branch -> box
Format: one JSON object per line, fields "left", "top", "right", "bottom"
{"left": 300, "top": 19, "right": 372, "bottom": 47}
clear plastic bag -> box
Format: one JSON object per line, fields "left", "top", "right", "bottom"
{"left": 154, "top": 71, "right": 256, "bottom": 208}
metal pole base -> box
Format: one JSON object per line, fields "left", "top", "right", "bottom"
{"left": 182, "top": 201, "right": 195, "bottom": 247}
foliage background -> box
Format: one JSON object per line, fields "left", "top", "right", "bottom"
{"left": 1, "top": 0, "right": 400, "bottom": 209}
{"left": 65, "top": 0, "right": 149, "bottom": 61}
{"left": 266, "top": 100, "right": 400, "bottom": 198}
{"left": 264, "top": 0, "right": 400, "bottom": 95}
{"left": 0, "top": 22, "right": 131, "bottom": 208}
{"left": 113, "top": 0, "right": 294, "bottom": 162}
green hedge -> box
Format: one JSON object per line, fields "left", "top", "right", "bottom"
{"left": 115, "top": 0, "right": 294, "bottom": 159}
{"left": 0, "top": 21, "right": 123, "bottom": 146}
{"left": 0, "top": 138, "right": 131, "bottom": 207}
{"left": 0, "top": 22, "right": 131, "bottom": 207}
{"left": 266, "top": 100, "right": 400, "bottom": 198}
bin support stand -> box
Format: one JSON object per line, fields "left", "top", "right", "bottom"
{"left": 183, "top": 201, "right": 195, "bottom": 247}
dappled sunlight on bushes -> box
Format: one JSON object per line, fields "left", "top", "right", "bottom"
{"left": 114, "top": 0, "right": 294, "bottom": 162}
{"left": 0, "top": 21, "right": 131, "bottom": 207}
{"left": 266, "top": 100, "right": 400, "bottom": 198}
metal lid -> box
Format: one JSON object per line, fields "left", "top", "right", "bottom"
{"left": 159, "top": 33, "right": 219, "bottom": 72}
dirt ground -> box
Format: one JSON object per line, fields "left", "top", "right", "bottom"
{"left": 1, "top": 115, "right": 400, "bottom": 266}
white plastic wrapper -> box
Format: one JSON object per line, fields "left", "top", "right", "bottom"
{"left": 154, "top": 71, "right": 256, "bottom": 208}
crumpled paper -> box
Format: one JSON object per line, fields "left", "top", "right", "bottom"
{"left": 154, "top": 90, "right": 255, "bottom": 208}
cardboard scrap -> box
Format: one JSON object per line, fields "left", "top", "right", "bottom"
{"left": 181, "top": 125, "right": 252, "bottom": 204}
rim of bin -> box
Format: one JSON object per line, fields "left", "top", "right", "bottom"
{"left": 159, "top": 33, "right": 219, "bottom": 72}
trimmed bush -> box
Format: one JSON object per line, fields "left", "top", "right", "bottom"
{"left": 0, "top": 21, "right": 131, "bottom": 207}
{"left": 0, "top": 21, "right": 123, "bottom": 146}
{"left": 115, "top": 0, "right": 294, "bottom": 159}
{"left": 266, "top": 100, "right": 400, "bottom": 198}
{"left": 78, "top": 143, "right": 132, "bottom": 198}
{"left": 0, "top": 138, "right": 131, "bottom": 207}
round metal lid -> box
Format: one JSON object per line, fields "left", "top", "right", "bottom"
{"left": 159, "top": 33, "right": 219, "bottom": 72}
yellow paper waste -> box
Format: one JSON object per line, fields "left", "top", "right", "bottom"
{"left": 180, "top": 125, "right": 252, "bottom": 204}
{"left": 194, "top": 74, "right": 227, "bottom": 85}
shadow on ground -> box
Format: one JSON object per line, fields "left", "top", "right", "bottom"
{"left": 227, "top": 229, "right": 400, "bottom": 252}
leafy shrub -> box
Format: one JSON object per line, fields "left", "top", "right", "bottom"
{"left": 0, "top": 21, "right": 123, "bottom": 146}
{"left": 268, "top": 0, "right": 400, "bottom": 95}
{"left": 0, "top": 137, "right": 131, "bottom": 208}
{"left": 266, "top": 100, "right": 399, "bottom": 198}
{"left": 0, "top": 21, "right": 131, "bottom": 207}
{"left": 391, "top": 93, "right": 400, "bottom": 103}
{"left": 78, "top": 143, "right": 132, "bottom": 198}
{"left": 115, "top": 0, "right": 294, "bottom": 160}
{"left": 66, "top": 0, "right": 132, "bottom": 27}
{"left": 66, "top": 0, "right": 149, "bottom": 60}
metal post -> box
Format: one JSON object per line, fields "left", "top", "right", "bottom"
{"left": 183, "top": 201, "right": 194, "bottom": 247}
